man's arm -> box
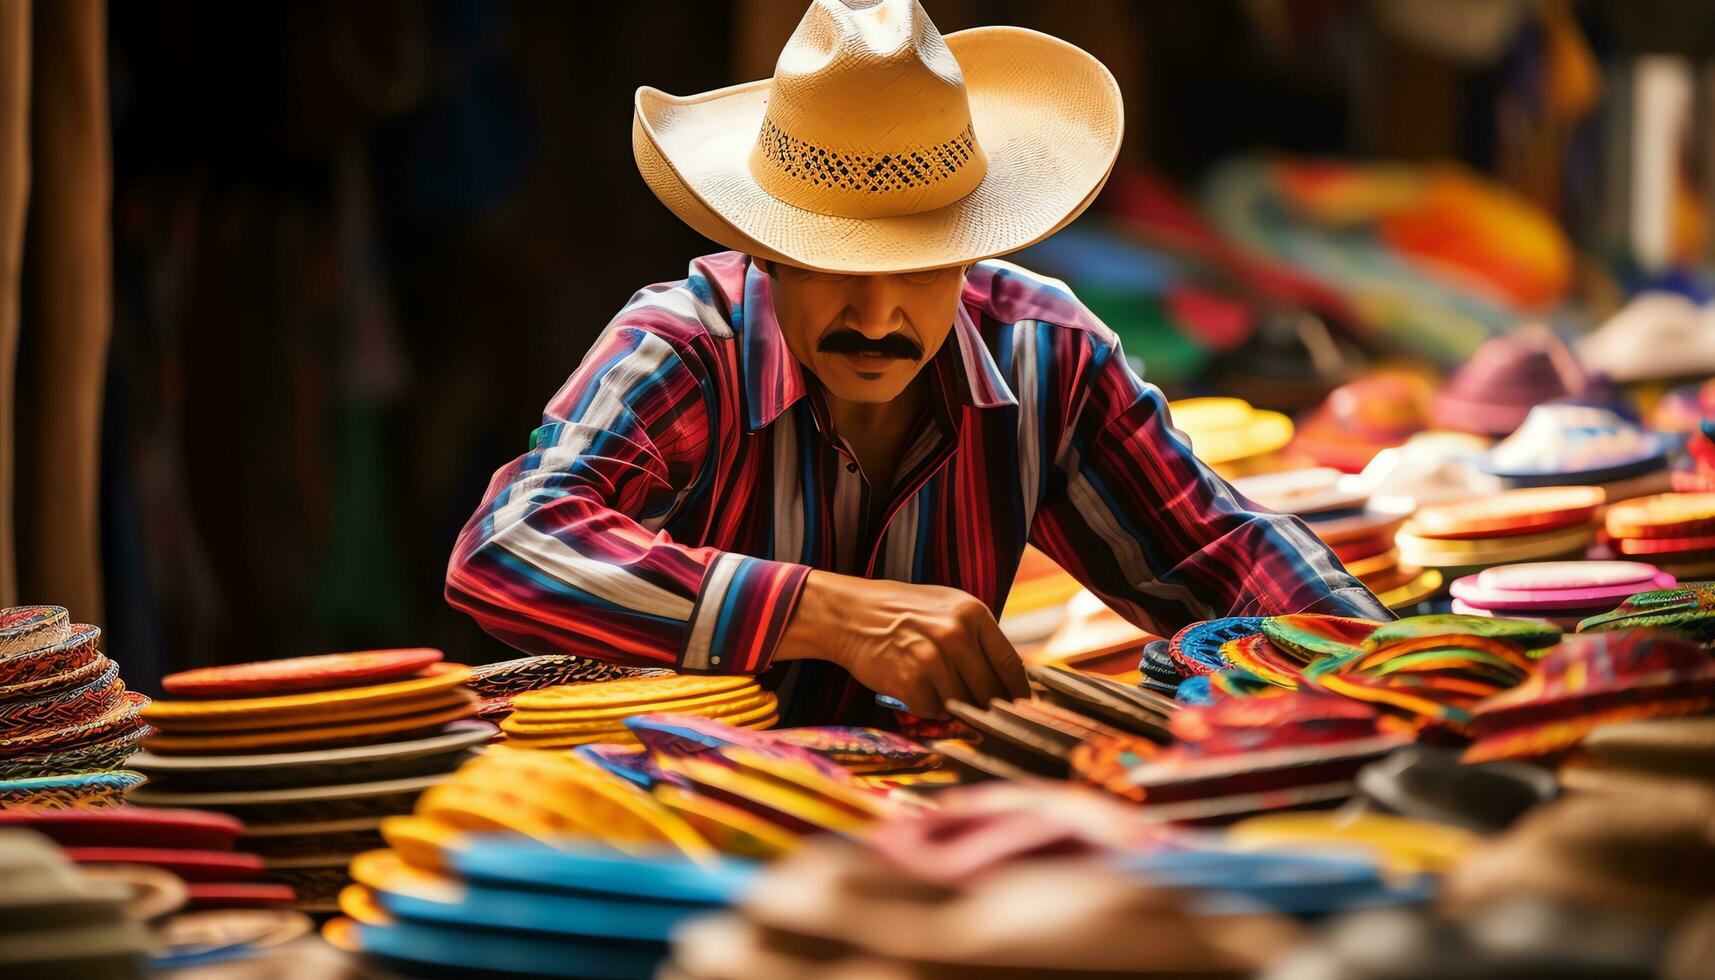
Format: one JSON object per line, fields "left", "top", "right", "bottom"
{"left": 1029, "top": 338, "right": 1392, "bottom": 634}
{"left": 445, "top": 324, "right": 809, "bottom": 673}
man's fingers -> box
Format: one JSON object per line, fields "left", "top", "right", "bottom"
{"left": 949, "top": 630, "right": 1007, "bottom": 707}
{"left": 973, "top": 612, "right": 1031, "bottom": 700}
{"left": 921, "top": 643, "right": 976, "bottom": 717}
{"left": 897, "top": 679, "right": 942, "bottom": 720}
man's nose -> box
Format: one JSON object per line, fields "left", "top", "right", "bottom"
{"left": 842, "top": 280, "right": 906, "bottom": 337}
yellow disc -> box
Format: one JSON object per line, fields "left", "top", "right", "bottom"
{"left": 502, "top": 690, "right": 772, "bottom": 734}
{"left": 506, "top": 684, "right": 764, "bottom": 725}
{"left": 653, "top": 783, "right": 801, "bottom": 860}
{"left": 656, "top": 754, "right": 872, "bottom": 837}
{"left": 143, "top": 696, "right": 478, "bottom": 753}
{"left": 380, "top": 814, "right": 467, "bottom": 873}
{"left": 504, "top": 697, "right": 779, "bottom": 745}
{"left": 1168, "top": 398, "right": 1295, "bottom": 464}
{"left": 1225, "top": 811, "right": 1479, "bottom": 875}
{"left": 144, "top": 664, "right": 472, "bottom": 721}
{"left": 1397, "top": 523, "right": 1595, "bottom": 565}
{"left": 717, "top": 746, "right": 895, "bottom": 821}
{"left": 415, "top": 782, "right": 590, "bottom": 839}
{"left": 320, "top": 917, "right": 363, "bottom": 953}
{"left": 1377, "top": 568, "right": 1443, "bottom": 609}
{"left": 455, "top": 750, "right": 714, "bottom": 857}
{"left": 148, "top": 688, "right": 473, "bottom": 732}
{"left": 337, "top": 884, "right": 391, "bottom": 926}
{"left": 514, "top": 675, "right": 753, "bottom": 712}
{"left": 349, "top": 848, "right": 463, "bottom": 902}
{"left": 501, "top": 729, "right": 642, "bottom": 749}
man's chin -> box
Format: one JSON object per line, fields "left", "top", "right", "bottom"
{"left": 814, "top": 364, "right": 917, "bottom": 404}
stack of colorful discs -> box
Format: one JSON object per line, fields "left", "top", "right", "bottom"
{"left": 501, "top": 676, "right": 777, "bottom": 749}
{"left": 1604, "top": 493, "right": 1715, "bottom": 580}
{"left": 132, "top": 651, "right": 481, "bottom": 912}
{"left": 324, "top": 839, "right": 756, "bottom": 978}
{"left": 1117, "top": 732, "right": 1410, "bottom": 824}
{"left": 467, "top": 655, "right": 669, "bottom": 721}
{"left": 1168, "top": 396, "right": 1295, "bottom": 478}
{"left": 1464, "top": 629, "right": 1715, "bottom": 763}
{"left": 1305, "top": 615, "right": 1556, "bottom": 735}
{"left": 1449, "top": 561, "right": 1675, "bottom": 630}
{"left": 1138, "top": 640, "right": 1182, "bottom": 695}
{"left": 1396, "top": 486, "right": 1603, "bottom": 583}
{"left": 0, "top": 606, "right": 151, "bottom": 807}
{"left": 0, "top": 806, "right": 292, "bottom": 910}
{"left": 142, "top": 651, "right": 475, "bottom": 755}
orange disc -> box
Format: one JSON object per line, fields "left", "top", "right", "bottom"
{"left": 1408, "top": 486, "right": 1604, "bottom": 540}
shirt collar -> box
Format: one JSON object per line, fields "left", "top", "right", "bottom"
{"left": 740, "top": 260, "right": 1017, "bottom": 432}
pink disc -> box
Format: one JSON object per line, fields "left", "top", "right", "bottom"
{"left": 1476, "top": 561, "right": 1661, "bottom": 591}
{"left": 1450, "top": 569, "right": 1678, "bottom": 611}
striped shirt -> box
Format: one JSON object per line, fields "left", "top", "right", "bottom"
{"left": 446, "top": 251, "right": 1388, "bottom": 724}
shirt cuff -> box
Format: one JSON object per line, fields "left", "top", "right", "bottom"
{"left": 680, "top": 552, "right": 813, "bottom": 674}
{"left": 1298, "top": 585, "right": 1397, "bottom": 622}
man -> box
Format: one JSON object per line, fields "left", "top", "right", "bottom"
{"left": 447, "top": 0, "right": 1387, "bottom": 724}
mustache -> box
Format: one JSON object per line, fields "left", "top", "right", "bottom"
{"left": 817, "top": 329, "right": 924, "bottom": 361}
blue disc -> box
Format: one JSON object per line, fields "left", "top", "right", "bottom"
{"left": 357, "top": 920, "right": 663, "bottom": 979}
{"left": 1120, "top": 848, "right": 1431, "bottom": 916}
{"left": 1174, "top": 675, "right": 1215, "bottom": 705}
{"left": 452, "top": 838, "right": 756, "bottom": 905}
{"left": 378, "top": 883, "right": 707, "bottom": 942}
{"left": 1169, "top": 616, "right": 1266, "bottom": 675}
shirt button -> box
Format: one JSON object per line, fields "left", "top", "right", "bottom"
{"left": 710, "top": 656, "right": 722, "bottom": 665}
{"left": 846, "top": 462, "right": 858, "bottom": 473}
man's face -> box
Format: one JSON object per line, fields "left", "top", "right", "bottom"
{"left": 766, "top": 261, "right": 968, "bottom": 404}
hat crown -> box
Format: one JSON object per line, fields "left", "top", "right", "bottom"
{"left": 750, "top": 0, "right": 989, "bottom": 221}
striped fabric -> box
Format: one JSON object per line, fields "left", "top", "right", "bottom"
{"left": 447, "top": 251, "right": 1389, "bottom": 725}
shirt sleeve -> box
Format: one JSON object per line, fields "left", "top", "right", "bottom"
{"left": 1028, "top": 338, "right": 1393, "bottom": 635}
{"left": 445, "top": 325, "right": 810, "bottom": 674}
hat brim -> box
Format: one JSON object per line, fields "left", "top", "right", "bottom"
{"left": 633, "top": 26, "right": 1123, "bottom": 274}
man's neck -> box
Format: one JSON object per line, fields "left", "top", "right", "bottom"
{"left": 823, "top": 370, "right": 932, "bottom": 442}
{"left": 822, "top": 371, "right": 931, "bottom": 492}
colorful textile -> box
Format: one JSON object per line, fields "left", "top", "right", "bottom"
{"left": 447, "top": 253, "right": 1386, "bottom": 723}
{"left": 1168, "top": 691, "right": 1386, "bottom": 753}
{"left": 1466, "top": 629, "right": 1715, "bottom": 762}
{"left": 1579, "top": 583, "right": 1715, "bottom": 644}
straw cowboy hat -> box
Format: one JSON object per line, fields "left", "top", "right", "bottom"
{"left": 632, "top": 0, "right": 1124, "bottom": 274}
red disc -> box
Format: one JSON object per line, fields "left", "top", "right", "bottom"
{"left": 0, "top": 806, "right": 244, "bottom": 849}
{"left": 163, "top": 649, "right": 445, "bottom": 697}
{"left": 184, "top": 882, "right": 296, "bottom": 909}
{"left": 1615, "top": 534, "right": 1715, "bottom": 557}
{"left": 63, "top": 847, "right": 264, "bottom": 882}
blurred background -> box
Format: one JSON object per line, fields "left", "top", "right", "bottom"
{"left": 5, "top": 0, "right": 1715, "bottom": 691}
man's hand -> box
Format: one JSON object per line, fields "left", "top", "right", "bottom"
{"left": 775, "top": 570, "right": 1030, "bottom": 718}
